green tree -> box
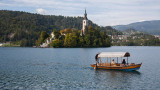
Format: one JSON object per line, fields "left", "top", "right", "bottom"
{"left": 36, "top": 31, "right": 49, "bottom": 46}
{"left": 78, "top": 36, "right": 84, "bottom": 47}
{"left": 71, "top": 35, "right": 77, "bottom": 47}
{"left": 50, "top": 39, "right": 62, "bottom": 48}
{"left": 64, "top": 33, "right": 71, "bottom": 47}
{"left": 93, "top": 39, "right": 98, "bottom": 47}
{"left": 20, "top": 39, "right": 27, "bottom": 47}
{"left": 104, "top": 38, "right": 111, "bottom": 47}
{"left": 53, "top": 29, "right": 60, "bottom": 39}
{"left": 84, "top": 35, "right": 90, "bottom": 47}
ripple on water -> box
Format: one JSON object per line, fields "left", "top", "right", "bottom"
{"left": 0, "top": 47, "right": 160, "bottom": 89}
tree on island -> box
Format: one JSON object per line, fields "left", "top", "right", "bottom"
{"left": 36, "top": 31, "right": 49, "bottom": 46}
{"left": 36, "top": 26, "right": 111, "bottom": 48}
{"left": 45, "top": 26, "right": 111, "bottom": 48}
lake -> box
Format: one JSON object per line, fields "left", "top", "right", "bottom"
{"left": 0, "top": 46, "right": 160, "bottom": 89}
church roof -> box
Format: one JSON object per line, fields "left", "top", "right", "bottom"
{"left": 84, "top": 9, "right": 87, "bottom": 20}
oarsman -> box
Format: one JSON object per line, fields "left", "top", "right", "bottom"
{"left": 95, "top": 52, "right": 100, "bottom": 68}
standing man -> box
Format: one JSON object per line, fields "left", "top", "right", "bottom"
{"left": 95, "top": 53, "right": 100, "bottom": 68}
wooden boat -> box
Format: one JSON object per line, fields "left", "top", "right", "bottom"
{"left": 91, "top": 52, "right": 142, "bottom": 71}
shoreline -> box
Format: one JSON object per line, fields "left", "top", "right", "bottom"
{"left": 1, "top": 46, "right": 160, "bottom": 48}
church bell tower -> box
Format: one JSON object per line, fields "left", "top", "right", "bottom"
{"left": 81, "top": 9, "right": 88, "bottom": 35}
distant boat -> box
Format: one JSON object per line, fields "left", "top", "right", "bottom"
{"left": 91, "top": 52, "right": 142, "bottom": 71}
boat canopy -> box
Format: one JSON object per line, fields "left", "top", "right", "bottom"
{"left": 98, "top": 52, "right": 130, "bottom": 58}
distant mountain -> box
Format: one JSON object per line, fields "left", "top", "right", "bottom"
{"left": 113, "top": 20, "right": 160, "bottom": 35}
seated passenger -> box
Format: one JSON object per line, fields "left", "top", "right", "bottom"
{"left": 122, "top": 59, "right": 126, "bottom": 66}
{"left": 111, "top": 59, "right": 115, "bottom": 65}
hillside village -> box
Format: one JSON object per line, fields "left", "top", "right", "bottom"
{"left": 110, "top": 29, "right": 160, "bottom": 46}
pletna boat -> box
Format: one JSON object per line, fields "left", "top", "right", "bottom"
{"left": 91, "top": 52, "right": 142, "bottom": 71}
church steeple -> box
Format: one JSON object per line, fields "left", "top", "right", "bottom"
{"left": 81, "top": 9, "right": 88, "bottom": 36}
{"left": 84, "top": 9, "right": 87, "bottom": 20}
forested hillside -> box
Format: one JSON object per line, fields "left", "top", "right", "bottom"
{"left": 0, "top": 10, "right": 99, "bottom": 46}
{"left": 0, "top": 10, "right": 121, "bottom": 47}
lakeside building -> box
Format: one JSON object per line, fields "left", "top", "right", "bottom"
{"left": 0, "top": 42, "right": 10, "bottom": 46}
{"left": 109, "top": 35, "right": 128, "bottom": 40}
{"left": 154, "top": 35, "right": 160, "bottom": 40}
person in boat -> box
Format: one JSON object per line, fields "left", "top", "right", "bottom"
{"left": 122, "top": 59, "right": 126, "bottom": 66}
{"left": 111, "top": 59, "right": 115, "bottom": 64}
{"left": 95, "top": 53, "right": 100, "bottom": 66}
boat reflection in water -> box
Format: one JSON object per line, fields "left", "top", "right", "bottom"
{"left": 92, "top": 69, "right": 141, "bottom": 89}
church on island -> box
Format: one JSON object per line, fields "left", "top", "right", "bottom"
{"left": 39, "top": 9, "right": 89, "bottom": 48}
{"left": 81, "top": 9, "right": 88, "bottom": 36}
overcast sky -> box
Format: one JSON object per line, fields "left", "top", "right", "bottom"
{"left": 0, "top": 0, "right": 160, "bottom": 26}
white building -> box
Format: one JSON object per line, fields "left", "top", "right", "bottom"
{"left": 0, "top": 42, "right": 10, "bottom": 46}
{"left": 0, "top": 43, "right": 3, "bottom": 46}
{"left": 81, "top": 9, "right": 88, "bottom": 35}
{"left": 51, "top": 32, "right": 55, "bottom": 38}
{"left": 154, "top": 35, "right": 160, "bottom": 40}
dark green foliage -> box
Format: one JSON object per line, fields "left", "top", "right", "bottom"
{"left": 49, "top": 27, "right": 111, "bottom": 48}
{"left": 53, "top": 29, "right": 61, "bottom": 39}
{"left": 36, "top": 31, "right": 49, "bottom": 46}
{"left": 40, "top": 31, "right": 49, "bottom": 41}
{"left": 50, "top": 39, "right": 62, "bottom": 48}
{"left": 0, "top": 10, "right": 98, "bottom": 46}
{"left": 20, "top": 39, "right": 33, "bottom": 47}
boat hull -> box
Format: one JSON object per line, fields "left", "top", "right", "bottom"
{"left": 91, "top": 63, "right": 142, "bottom": 71}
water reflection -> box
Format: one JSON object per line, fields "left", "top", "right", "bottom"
{"left": 94, "top": 69, "right": 141, "bottom": 76}
{"left": 93, "top": 70, "right": 141, "bottom": 89}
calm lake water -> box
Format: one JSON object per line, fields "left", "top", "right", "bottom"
{"left": 0, "top": 46, "right": 160, "bottom": 90}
